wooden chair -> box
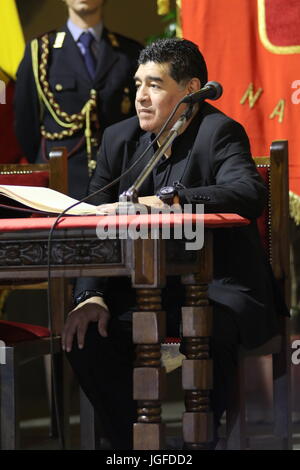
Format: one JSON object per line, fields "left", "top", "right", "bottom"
{"left": 0, "top": 149, "right": 71, "bottom": 449}
{"left": 226, "top": 140, "right": 292, "bottom": 449}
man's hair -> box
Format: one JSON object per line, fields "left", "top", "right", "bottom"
{"left": 138, "top": 38, "right": 208, "bottom": 87}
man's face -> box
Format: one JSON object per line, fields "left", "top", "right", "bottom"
{"left": 135, "top": 62, "right": 192, "bottom": 135}
{"left": 64, "top": 0, "right": 104, "bottom": 15}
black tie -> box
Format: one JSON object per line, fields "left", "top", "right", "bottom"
{"left": 78, "top": 32, "right": 97, "bottom": 79}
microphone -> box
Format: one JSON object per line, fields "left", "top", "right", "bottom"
{"left": 181, "top": 81, "right": 223, "bottom": 104}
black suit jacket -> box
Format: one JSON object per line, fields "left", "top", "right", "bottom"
{"left": 76, "top": 103, "right": 284, "bottom": 348}
{"left": 14, "top": 26, "right": 142, "bottom": 199}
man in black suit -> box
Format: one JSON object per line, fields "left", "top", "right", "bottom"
{"left": 14, "top": 0, "right": 142, "bottom": 199}
{"left": 62, "top": 38, "right": 283, "bottom": 449}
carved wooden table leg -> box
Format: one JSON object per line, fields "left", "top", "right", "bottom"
{"left": 181, "top": 231, "right": 213, "bottom": 450}
{"left": 131, "top": 237, "right": 166, "bottom": 450}
{"left": 133, "top": 288, "right": 166, "bottom": 450}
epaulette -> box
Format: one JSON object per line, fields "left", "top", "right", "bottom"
{"left": 107, "top": 32, "right": 120, "bottom": 48}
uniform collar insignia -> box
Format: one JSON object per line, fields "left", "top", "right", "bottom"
{"left": 107, "top": 32, "right": 119, "bottom": 48}
{"left": 53, "top": 32, "right": 66, "bottom": 48}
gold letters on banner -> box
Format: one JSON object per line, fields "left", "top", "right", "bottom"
{"left": 240, "top": 82, "right": 286, "bottom": 123}
{"left": 240, "top": 83, "right": 263, "bottom": 108}
{"left": 269, "top": 99, "right": 285, "bottom": 123}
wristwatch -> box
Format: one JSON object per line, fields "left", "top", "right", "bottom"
{"left": 157, "top": 186, "right": 179, "bottom": 206}
{"left": 74, "top": 290, "right": 104, "bottom": 306}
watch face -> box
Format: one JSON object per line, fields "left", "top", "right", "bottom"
{"left": 160, "top": 186, "right": 175, "bottom": 195}
{"left": 77, "top": 292, "right": 85, "bottom": 303}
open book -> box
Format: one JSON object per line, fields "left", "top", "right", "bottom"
{"left": 0, "top": 185, "right": 99, "bottom": 216}
{"left": 0, "top": 185, "right": 164, "bottom": 216}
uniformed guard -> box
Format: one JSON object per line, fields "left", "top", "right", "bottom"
{"left": 14, "top": 0, "right": 142, "bottom": 199}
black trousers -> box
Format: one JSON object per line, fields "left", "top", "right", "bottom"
{"left": 67, "top": 305, "right": 240, "bottom": 450}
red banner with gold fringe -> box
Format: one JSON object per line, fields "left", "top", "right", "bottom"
{"left": 180, "top": 0, "right": 300, "bottom": 223}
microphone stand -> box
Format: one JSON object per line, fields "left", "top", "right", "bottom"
{"left": 118, "top": 103, "right": 194, "bottom": 211}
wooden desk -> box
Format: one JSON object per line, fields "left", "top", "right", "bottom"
{"left": 0, "top": 213, "right": 249, "bottom": 450}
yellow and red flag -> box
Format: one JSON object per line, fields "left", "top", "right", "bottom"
{"left": 179, "top": 0, "right": 300, "bottom": 223}
{"left": 0, "top": 0, "right": 25, "bottom": 163}
{"left": 0, "top": 0, "right": 25, "bottom": 81}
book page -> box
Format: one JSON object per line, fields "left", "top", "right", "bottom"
{"left": 0, "top": 185, "right": 97, "bottom": 215}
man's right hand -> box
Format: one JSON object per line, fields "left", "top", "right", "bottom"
{"left": 62, "top": 297, "right": 110, "bottom": 353}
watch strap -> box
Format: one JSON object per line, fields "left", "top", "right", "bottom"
{"left": 74, "top": 289, "right": 104, "bottom": 306}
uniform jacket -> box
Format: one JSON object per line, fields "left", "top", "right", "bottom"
{"left": 14, "top": 26, "right": 142, "bottom": 199}
{"left": 75, "top": 102, "right": 286, "bottom": 348}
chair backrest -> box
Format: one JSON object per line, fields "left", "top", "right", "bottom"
{"left": 0, "top": 147, "right": 68, "bottom": 194}
{"left": 0, "top": 148, "right": 69, "bottom": 321}
{"left": 254, "top": 140, "right": 290, "bottom": 308}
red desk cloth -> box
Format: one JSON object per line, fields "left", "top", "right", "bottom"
{"left": 0, "top": 213, "right": 249, "bottom": 232}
